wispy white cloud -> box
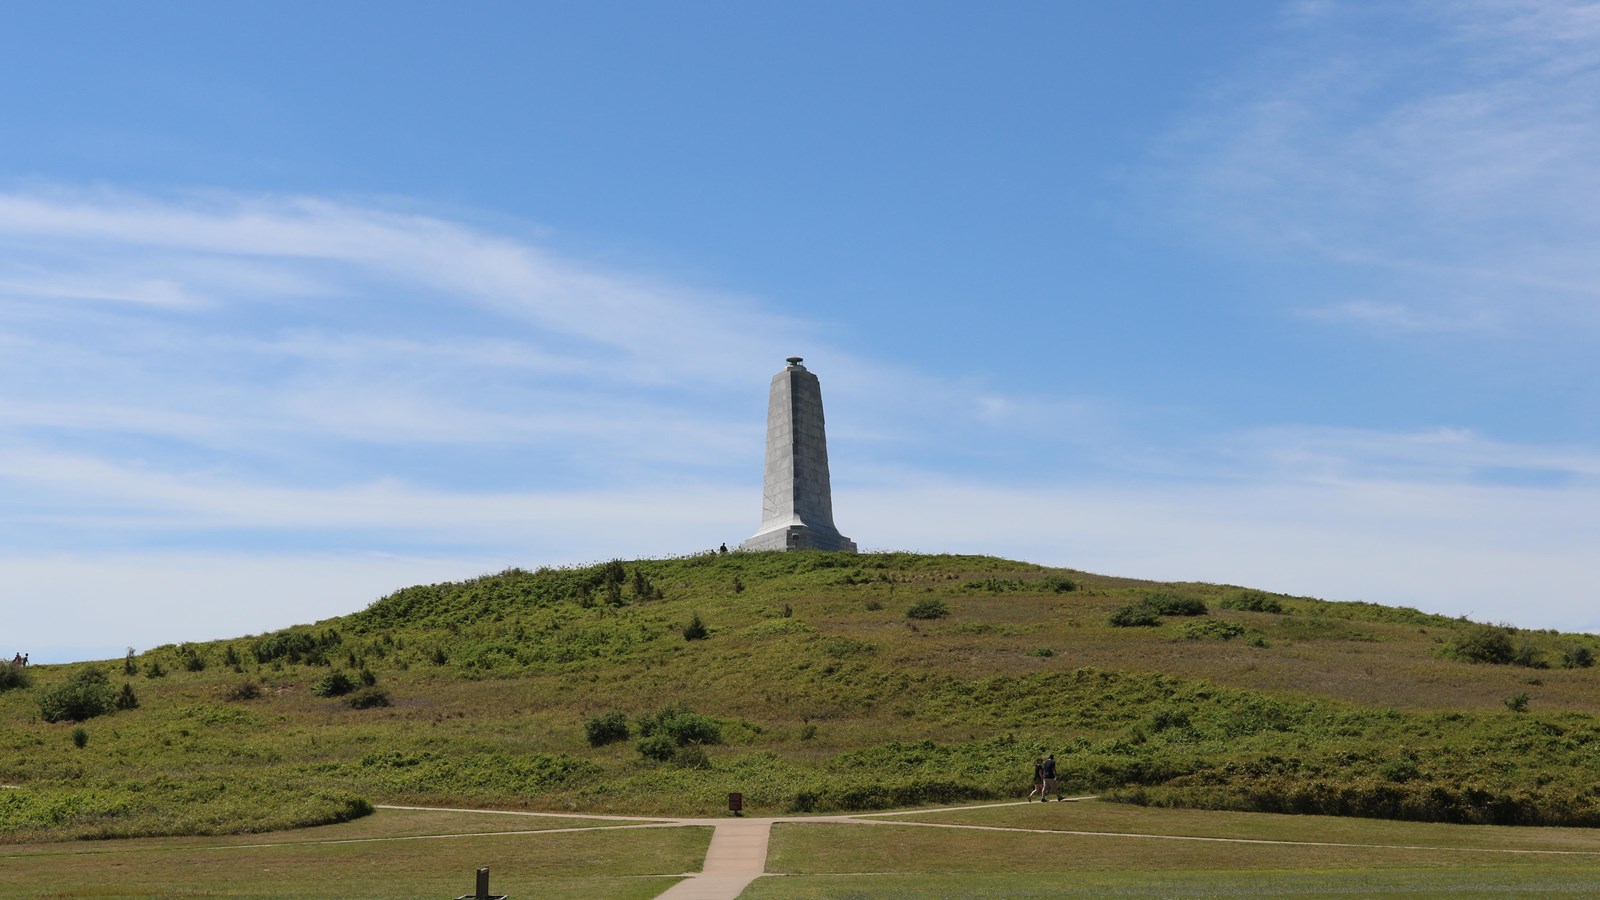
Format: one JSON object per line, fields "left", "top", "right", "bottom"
{"left": 1156, "top": 0, "right": 1600, "bottom": 335}
{"left": 4, "top": 184, "right": 1598, "bottom": 664}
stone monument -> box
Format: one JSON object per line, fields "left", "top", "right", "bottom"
{"left": 738, "top": 357, "right": 857, "bottom": 553}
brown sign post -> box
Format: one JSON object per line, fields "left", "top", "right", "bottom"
{"left": 728, "top": 792, "right": 743, "bottom": 816}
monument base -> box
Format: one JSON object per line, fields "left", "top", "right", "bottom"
{"left": 739, "top": 524, "right": 857, "bottom": 553}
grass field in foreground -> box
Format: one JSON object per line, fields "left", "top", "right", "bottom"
{"left": 0, "top": 808, "right": 706, "bottom": 900}
{"left": 760, "top": 799, "right": 1600, "bottom": 897}
{"left": 7, "top": 800, "right": 1600, "bottom": 898}
{"left": 741, "top": 869, "right": 1600, "bottom": 899}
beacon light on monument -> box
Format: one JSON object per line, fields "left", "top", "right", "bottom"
{"left": 738, "top": 357, "right": 857, "bottom": 553}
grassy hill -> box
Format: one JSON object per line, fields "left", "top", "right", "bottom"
{"left": 5, "top": 551, "right": 1600, "bottom": 843}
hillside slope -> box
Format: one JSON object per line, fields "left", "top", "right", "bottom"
{"left": 4, "top": 552, "right": 1599, "bottom": 842}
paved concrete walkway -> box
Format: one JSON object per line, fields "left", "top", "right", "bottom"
{"left": 653, "top": 817, "right": 774, "bottom": 899}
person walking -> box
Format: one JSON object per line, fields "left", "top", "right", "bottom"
{"left": 1027, "top": 756, "right": 1045, "bottom": 801}
{"left": 1041, "top": 753, "right": 1059, "bottom": 801}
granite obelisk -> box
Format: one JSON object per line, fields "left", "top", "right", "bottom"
{"left": 739, "top": 357, "right": 857, "bottom": 552}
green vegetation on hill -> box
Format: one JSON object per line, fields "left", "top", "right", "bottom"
{"left": 4, "top": 551, "right": 1600, "bottom": 842}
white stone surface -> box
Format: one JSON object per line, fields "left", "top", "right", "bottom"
{"left": 738, "top": 359, "right": 856, "bottom": 553}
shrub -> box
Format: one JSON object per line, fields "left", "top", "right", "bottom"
{"left": 1219, "top": 592, "right": 1284, "bottom": 614}
{"left": 865, "top": 599, "right": 884, "bottom": 611}
{"left": 1030, "top": 647, "right": 1055, "bottom": 657}
{"left": 222, "top": 680, "right": 262, "bottom": 702}
{"left": 311, "top": 671, "right": 357, "bottom": 697}
{"left": 1041, "top": 575, "right": 1078, "bottom": 593}
{"left": 1380, "top": 757, "right": 1420, "bottom": 783}
{"left": 1143, "top": 593, "right": 1208, "bottom": 616}
{"left": 585, "top": 711, "right": 630, "bottom": 747}
{"left": 115, "top": 683, "right": 139, "bottom": 710}
{"left": 1108, "top": 604, "right": 1160, "bottom": 627}
{"left": 906, "top": 598, "right": 949, "bottom": 620}
{"left": 359, "top": 668, "right": 377, "bottom": 687}
{"left": 38, "top": 668, "right": 117, "bottom": 723}
{"left": 1561, "top": 645, "right": 1595, "bottom": 669}
{"left": 1445, "top": 625, "right": 1515, "bottom": 664}
{"left": 123, "top": 648, "right": 138, "bottom": 676}
{"left": 253, "top": 631, "right": 319, "bottom": 664}
{"left": 673, "top": 745, "right": 712, "bottom": 770}
{"left": 683, "top": 613, "right": 709, "bottom": 641}
{"left": 1180, "top": 620, "right": 1246, "bottom": 641}
{"left": 143, "top": 660, "right": 166, "bottom": 679}
{"left": 1505, "top": 692, "right": 1530, "bottom": 713}
{"left": 346, "top": 688, "right": 390, "bottom": 709}
{"left": 71, "top": 727, "right": 89, "bottom": 749}
{"left": 637, "top": 703, "right": 722, "bottom": 746}
{"left": 0, "top": 665, "right": 29, "bottom": 692}
{"left": 175, "top": 643, "right": 206, "bottom": 672}
{"left": 1512, "top": 643, "right": 1548, "bottom": 669}
{"left": 636, "top": 734, "right": 676, "bottom": 762}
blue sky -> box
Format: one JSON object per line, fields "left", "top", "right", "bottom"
{"left": 5, "top": 1, "right": 1600, "bottom": 663}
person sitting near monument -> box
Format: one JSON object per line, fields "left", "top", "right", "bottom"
{"left": 9, "top": 653, "right": 20, "bottom": 667}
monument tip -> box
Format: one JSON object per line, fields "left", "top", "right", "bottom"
{"left": 786, "top": 356, "right": 804, "bottom": 366}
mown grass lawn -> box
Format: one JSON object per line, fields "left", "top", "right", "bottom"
{"left": 8, "top": 800, "right": 1600, "bottom": 899}
{"left": 0, "top": 808, "right": 707, "bottom": 899}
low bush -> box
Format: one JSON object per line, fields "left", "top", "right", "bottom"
{"left": 1180, "top": 620, "right": 1245, "bottom": 641}
{"left": 1444, "top": 625, "right": 1515, "bottom": 664}
{"left": 1512, "top": 643, "right": 1548, "bottom": 669}
{"left": 175, "top": 643, "right": 207, "bottom": 672}
{"left": 71, "top": 727, "right": 89, "bottom": 749}
{"left": 0, "top": 665, "right": 29, "bottom": 692}
{"left": 1561, "top": 645, "right": 1595, "bottom": 669}
{"left": 673, "top": 745, "right": 712, "bottom": 770}
{"left": 1219, "top": 592, "right": 1284, "bottom": 614}
{"left": 585, "top": 710, "right": 630, "bottom": 747}
{"left": 683, "top": 613, "right": 709, "bottom": 641}
{"left": 1143, "top": 593, "right": 1208, "bottom": 616}
{"left": 906, "top": 598, "right": 949, "bottom": 620}
{"left": 115, "top": 683, "right": 139, "bottom": 710}
{"left": 311, "top": 671, "right": 357, "bottom": 697}
{"left": 636, "top": 734, "right": 676, "bottom": 762}
{"left": 346, "top": 688, "right": 390, "bottom": 709}
{"left": 38, "top": 668, "right": 117, "bottom": 723}
{"left": 1108, "top": 604, "right": 1160, "bottom": 627}
{"left": 1041, "top": 575, "right": 1078, "bottom": 593}
{"left": 637, "top": 703, "right": 722, "bottom": 746}
{"left": 222, "top": 680, "right": 262, "bottom": 701}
